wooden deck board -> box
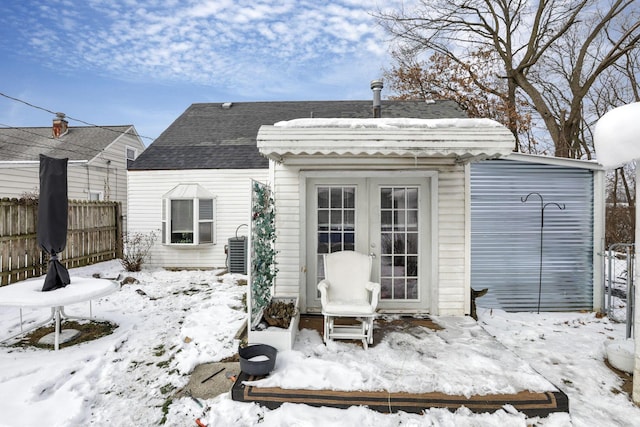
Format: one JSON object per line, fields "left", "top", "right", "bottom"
{"left": 233, "top": 315, "right": 569, "bottom": 418}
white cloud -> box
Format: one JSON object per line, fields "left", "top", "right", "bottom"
{"left": 5, "top": 0, "right": 392, "bottom": 96}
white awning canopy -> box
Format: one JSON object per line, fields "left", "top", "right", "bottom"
{"left": 257, "top": 118, "right": 515, "bottom": 163}
{"left": 162, "top": 183, "right": 213, "bottom": 199}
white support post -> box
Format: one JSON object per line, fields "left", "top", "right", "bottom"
{"left": 633, "top": 165, "right": 640, "bottom": 404}
{"left": 54, "top": 307, "right": 61, "bottom": 351}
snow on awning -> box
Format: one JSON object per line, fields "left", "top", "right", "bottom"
{"left": 257, "top": 118, "right": 515, "bottom": 163}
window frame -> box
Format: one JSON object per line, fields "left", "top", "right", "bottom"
{"left": 125, "top": 146, "right": 138, "bottom": 161}
{"left": 161, "top": 194, "right": 216, "bottom": 246}
{"left": 88, "top": 190, "right": 103, "bottom": 201}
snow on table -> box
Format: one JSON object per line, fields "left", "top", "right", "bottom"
{"left": 0, "top": 277, "right": 119, "bottom": 308}
{"left": 0, "top": 277, "right": 119, "bottom": 350}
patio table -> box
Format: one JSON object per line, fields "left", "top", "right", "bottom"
{"left": 0, "top": 277, "right": 119, "bottom": 350}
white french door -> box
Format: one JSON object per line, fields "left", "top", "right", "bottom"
{"left": 306, "top": 176, "right": 431, "bottom": 312}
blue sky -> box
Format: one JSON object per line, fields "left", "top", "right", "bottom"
{"left": 0, "top": 0, "right": 398, "bottom": 144}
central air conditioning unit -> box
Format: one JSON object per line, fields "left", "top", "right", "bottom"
{"left": 228, "top": 224, "right": 248, "bottom": 274}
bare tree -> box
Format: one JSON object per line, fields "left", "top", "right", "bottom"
{"left": 592, "top": 49, "right": 640, "bottom": 243}
{"left": 384, "top": 47, "right": 537, "bottom": 153}
{"left": 377, "top": 0, "right": 640, "bottom": 159}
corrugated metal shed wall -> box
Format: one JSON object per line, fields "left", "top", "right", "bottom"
{"left": 471, "top": 159, "right": 594, "bottom": 311}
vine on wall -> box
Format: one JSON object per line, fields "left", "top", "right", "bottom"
{"left": 250, "top": 180, "right": 277, "bottom": 328}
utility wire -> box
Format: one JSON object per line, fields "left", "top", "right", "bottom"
{"left": 0, "top": 125, "right": 97, "bottom": 157}
{"left": 0, "top": 91, "right": 154, "bottom": 142}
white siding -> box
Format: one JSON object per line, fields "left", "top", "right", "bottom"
{"left": 271, "top": 163, "right": 303, "bottom": 298}
{"left": 270, "top": 157, "right": 468, "bottom": 316}
{"left": 0, "top": 162, "right": 112, "bottom": 202}
{"left": 437, "top": 166, "right": 468, "bottom": 315}
{"left": 127, "top": 168, "right": 269, "bottom": 269}
{"left": 90, "top": 130, "right": 146, "bottom": 230}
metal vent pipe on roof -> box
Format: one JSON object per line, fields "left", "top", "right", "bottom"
{"left": 371, "top": 79, "right": 383, "bottom": 118}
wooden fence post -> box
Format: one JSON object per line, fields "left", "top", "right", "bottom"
{"left": 115, "top": 202, "right": 123, "bottom": 259}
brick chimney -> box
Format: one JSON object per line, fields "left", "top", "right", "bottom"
{"left": 52, "top": 112, "right": 68, "bottom": 138}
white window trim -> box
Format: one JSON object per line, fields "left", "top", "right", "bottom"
{"left": 161, "top": 185, "right": 216, "bottom": 246}
{"left": 88, "top": 190, "right": 104, "bottom": 201}
{"left": 125, "top": 145, "right": 138, "bottom": 161}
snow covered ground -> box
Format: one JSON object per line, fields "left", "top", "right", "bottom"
{"left": 0, "top": 260, "right": 639, "bottom": 426}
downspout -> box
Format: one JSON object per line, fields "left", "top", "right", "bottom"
{"left": 86, "top": 163, "right": 91, "bottom": 198}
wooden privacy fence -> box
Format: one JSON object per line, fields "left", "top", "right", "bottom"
{"left": 0, "top": 198, "right": 123, "bottom": 286}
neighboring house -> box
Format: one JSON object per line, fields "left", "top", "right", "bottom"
{"left": 0, "top": 113, "right": 145, "bottom": 229}
{"left": 127, "top": 100, "right": 465, "bottom": 270}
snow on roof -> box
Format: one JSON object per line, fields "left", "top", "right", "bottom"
{"left": 259, "top": 118, "right": 514, "bottom": 162}
{"left": 594, "top": 102, "right": 640, "bottom": 169}
{"left": 274, "top": 117, "right": 503, "bottom": 129}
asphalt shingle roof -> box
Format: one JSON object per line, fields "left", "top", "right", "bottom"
{"left": 129, "top": 100, "right": 466, "bottom": 170}
{"left": 0, "top": 125, "right": 136, "bottom": 162}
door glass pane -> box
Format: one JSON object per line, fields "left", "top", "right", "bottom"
{"left": 381, "top": 188, "right": 393, "bottom": 209}
{"left": 394, "top": 235, "right": 405, "bottom": 254}
{"left": 393, "top": 188, "right": 405, "bottom": 209}
{"left": 379, "top": 186, "right": 419, "bottom": 300}
{"left": 407, "top": 279, "right": 418, "bottom": 299}
{"left": 344, "top": 188, "right": 355, "bottom": 208}
{"left": 407, "top": 188, "right": 418, "bottom": 209}
{"left": 381, "top": 278, "right": 392, "bottom": 299}
{"left": 407, "top": 210, "right": 418, "bottom": 231}
{"left": 344, "top": 210, "right": 354, "bottom": 229}
{"left": 407, "top": 233, "right": 418, "bottom": 254}
{"left": 330, "top": 188, "right": 342, "bottom": 208}
{"left": 318, "top": 210, "right": 329, "bottom": 231}
{"left": 381, "top": 233, "right": 392, "bottom": 255}
{"left": 318, "top": 188, "right": 329, "bottom": 208}
{"left": 394, "top": 278, "right": 406, "bottom": 299}
{"left": 344, "top": 232, "right": 355, "bottom": 251}
{"left": 316, "top": 186, "right": 356, "bottom": 284}
{"left": 330, "top": 210, "right": 343, "bottom": 228}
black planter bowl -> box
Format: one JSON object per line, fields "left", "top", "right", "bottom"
{"left": 239, "top": 344, "right": 277, "bottom": 376}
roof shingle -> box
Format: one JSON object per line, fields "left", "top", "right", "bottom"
{"left": 0, "top": 125, "right": 136, "bottom": 162}
{"left": 129, "top": 100, "right": 466, "bottom": 170}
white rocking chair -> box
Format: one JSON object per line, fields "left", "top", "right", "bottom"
{"left": 317, "top": 251, "right": 381, "bottom": 349}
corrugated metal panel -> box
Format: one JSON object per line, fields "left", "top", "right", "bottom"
{"left": 471, "top": 159, "right": 594, "bottom": 311}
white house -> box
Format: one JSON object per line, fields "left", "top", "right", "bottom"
{"left": 0, "top": 113, "right": 145, "bottom": 229}
{"left": 128, "top": 99, "right": 606, "bottom": 316}
{"left": 126, "top": 100, "right": 465, "bottom": 270}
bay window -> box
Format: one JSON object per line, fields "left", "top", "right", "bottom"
{"left": 162, "top": 184, "right": 215, "bottom": 245}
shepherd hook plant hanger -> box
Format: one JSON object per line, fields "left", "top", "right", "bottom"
{"left": 521, "top": 192, "right": 566, "bottom": 314}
